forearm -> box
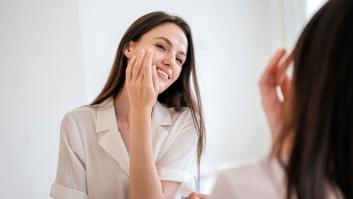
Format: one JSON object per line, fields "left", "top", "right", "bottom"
{"left": 129, "top": 109, "right": 163, "bottom": 199}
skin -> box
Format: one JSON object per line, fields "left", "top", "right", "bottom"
{"left": 113, "top": 23, "right": 188, "bottom": 199}
{"left": 186, "top": 49, "right": 294, "bottom": 198}
{"left": 259, "top": 49, "right": 293, "bottom": 158}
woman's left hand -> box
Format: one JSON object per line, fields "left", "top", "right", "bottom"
{"left": 125, "top": 48, "right": 159, "bottom": 113}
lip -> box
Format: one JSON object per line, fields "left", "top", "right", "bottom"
{"left": 156, "top": 66, "right": 172, "bottom": 80}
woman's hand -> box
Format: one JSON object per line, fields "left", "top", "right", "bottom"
{"left": 126, "top": 48, "right": 159, "bottom": 113}
{"left": 127, "top": 49, "right": 164, "bottom": 199}
{"left": 259, "top": 49, "right": 293, "bottom": 143}
{"left": 187, "top": 192, "right": 208, "bottom": 199}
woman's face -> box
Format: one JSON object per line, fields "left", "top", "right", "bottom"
{"left": 124, "top": 23, "right": 188, "bottom": 93}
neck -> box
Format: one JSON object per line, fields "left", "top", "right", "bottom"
{"left": 114, "top": 85, "right": 130, "bottom": 123}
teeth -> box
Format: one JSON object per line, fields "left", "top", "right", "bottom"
{"left": 157, "top": 69, "right": 169, "bottom": 79}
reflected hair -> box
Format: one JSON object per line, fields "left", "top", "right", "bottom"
{"left": 273, "top": 0, "right": 353, "bottom": 198}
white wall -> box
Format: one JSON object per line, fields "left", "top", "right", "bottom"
{"left": 0, "top": 0, "right": 311, "bottom": 197}
{"left": 0, "top": 0, "right": 85, "bottom": 198}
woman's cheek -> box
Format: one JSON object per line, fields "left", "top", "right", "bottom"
{"left": 174, "top": 67, "right": 182, "bottom": 81}
{"left": 152, "top": 48, "right": 163, "bottom": 60}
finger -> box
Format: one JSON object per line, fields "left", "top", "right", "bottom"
{"left": 132, "top": 49, "right": 145, "bottom": 81}
{"left": 259, "top": 49, "right": 287, "bottom": 89}
{"left": 259, "top": 50, "right": 285, "bottom": 90}
{"left": 144, "top": 49, "right": 153, "bottom": 76}
{"left": 152, "top": 65, "right": 159, "bottom": 93}
{"left": 279, "top": 52, "right": 293, "bottom": 73}
{"left": 280, "top": 75, "right": 292, "bottom": 101}
{"left": 125, "top": 56, "right": 137, "bottom": 83}
{"left": 259, "top": 51, "right": 288, "bottom": 113}
{"left": 268, "top": 49, "right": 286, "bottom": 69}
{"left": 262, "top": 49, "right": 286, "bottom": 78}
{"left": 141, "top": 49, "right": 153, "bottom": 83}
{"left": 278, "top": 52, "right": 293, "bottom": 84}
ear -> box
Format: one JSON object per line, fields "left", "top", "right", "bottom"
{"left": 123, "top": 41, "right": 136, "bottom": 58}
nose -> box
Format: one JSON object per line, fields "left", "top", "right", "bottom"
{"left": 162, "top": 52, "right": 176, "bottom": 68}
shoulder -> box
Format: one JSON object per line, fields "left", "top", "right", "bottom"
{"left": 62, "top": 97, "right": 113, "bottom": 126}
{"left": 65, "top": 105, "right": 94, "bottom": 116}
{"left": 60, "top": 99, "right": 113, "bottom": 139}
{"left": 212, "top": 158, "right": 285, "bottom": 199}
{"left": 221, "top": 159, "right": 274, "bottom": 181}
{"left": 215, "top": 162, "right": 268, "bottom": 190}
{"left": 61, "top": 105, "right": 95, "bottom": 126}
{"left": 59, "top": 105, "right": 95, "bottom": 140}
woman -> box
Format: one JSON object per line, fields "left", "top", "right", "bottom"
{"left": 50, "top": 11, "right": 205, "bottom": 199}
{"left": 210, "top": 0, "right": 353, "bottom": 198}
{"left": 187, "top": 0, "right": 352, "bottom": 198}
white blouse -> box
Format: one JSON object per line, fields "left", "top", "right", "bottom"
{"left": 210, "top": 158, "right": 342, "bottom": 199}
{"left": 50, "top": 97, "right": 198, "bottom": 199}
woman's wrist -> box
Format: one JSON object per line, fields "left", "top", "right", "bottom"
{"left": 130, "top": 106, "right": 152, "bottom": 116}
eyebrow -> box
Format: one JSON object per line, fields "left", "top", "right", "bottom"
{"left": 155, "top": 37, "right": 186, "bottom": 57}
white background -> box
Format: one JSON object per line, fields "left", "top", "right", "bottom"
{"left": 0, "top": 0, "right": 325, "bottom": 198}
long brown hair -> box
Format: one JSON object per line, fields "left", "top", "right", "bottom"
{"left": 91, "top": 11, "right": 205, "bottom": 180}
{"left": 273, "top": 0, "right": 353, "bottom": 198}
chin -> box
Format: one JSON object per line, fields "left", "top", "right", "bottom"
{"left": 158, "top": 86, "right": 166, "bottom": 94}
{"left": 157, "top": 83, "right": 170, "bottom": 94}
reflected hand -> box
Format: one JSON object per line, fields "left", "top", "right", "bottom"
{"left": 259, "top": 49, "right": 293, "bottom": 143}
{"left": 187, "top": 192, "right": 208, "bottom": 199}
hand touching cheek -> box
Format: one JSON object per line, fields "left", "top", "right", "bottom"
{"left": 125, "top": 49, "right": 159, "bottom": 113}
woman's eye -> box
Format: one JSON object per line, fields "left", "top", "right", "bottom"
{"left": 155, "top": 44, "right": 166, "bottom": 50}
{"left": 176, "top": 58, "right": 183, "bottom": 64}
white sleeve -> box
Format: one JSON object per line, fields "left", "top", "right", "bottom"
{"left": 156, "top": 117, "right": 198, "bottom": 197}
{"left": 50, "top": 113, "right": 88, "bottom": 199}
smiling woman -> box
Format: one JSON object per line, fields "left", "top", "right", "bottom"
{"left": 50, "top": 11, "right": 205, "bottom": 199}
